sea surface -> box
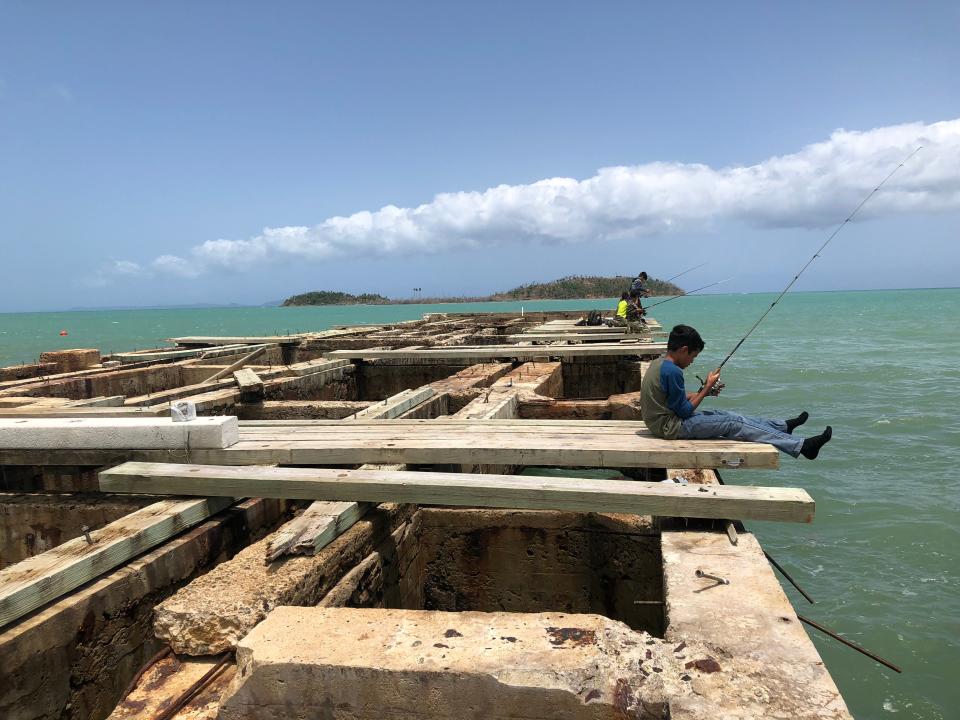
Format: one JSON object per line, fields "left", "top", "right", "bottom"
{"left": 1, "top": 289, "right": 958, "bottom": 719}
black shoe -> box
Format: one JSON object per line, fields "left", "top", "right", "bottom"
{"left": 800, "top": 426, "right": 833, "bottom": 460}
{"left": 786, "top": 411, "right": 809, "bottom": 434}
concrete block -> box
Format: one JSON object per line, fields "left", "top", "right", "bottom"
{"left": 38, "top": 349, "right": 100, "bottom": 373}
{"left": 0, "top": 417, "right": 239, "bottom": 450}
{"left": 220, "top": 607, "right": 681, "bottom": 719}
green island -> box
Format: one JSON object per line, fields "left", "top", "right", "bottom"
{"left": 281, "top": 275, "right": 684, "bottom": 306}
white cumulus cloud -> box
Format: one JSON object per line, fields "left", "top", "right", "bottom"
{"left": 141, "top": 118, "right": 960, "bottom": 278}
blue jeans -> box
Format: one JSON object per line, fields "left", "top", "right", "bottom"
{"left": 678, "top": 409, "right": 803, "bottom": 457}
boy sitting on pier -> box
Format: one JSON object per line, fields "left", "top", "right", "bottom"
{"left": 640, "top": 325, "right": 833, "bottom": 459}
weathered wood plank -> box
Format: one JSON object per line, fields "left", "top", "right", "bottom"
{"left": 346, "top": 387, "right": 436, "bottom": 420}
{"left": 264, "top": 501, "right": 369, "bottom": 562}
{"left": 325, "top": 343, "right": 666, "bottom": 360}
{"left": 202, "top": 347, "right": 268, "bottom": 384}
{"left": 505, "top": 334, "right": 662, "bottom": 342}
{"left": 0, "top": 496, "right": 235, "bottom": 628}
{"left": 233, "top": 368, "right": 264, "bottom": 402}
{"left": 170, "top": 336, "right": 303, "bottom": 346}
{"left": 100, "top": 462, "right": 813, "bottom": 523}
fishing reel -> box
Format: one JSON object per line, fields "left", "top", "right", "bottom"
{"left": 696, "top": 375, "right": 725, "bottom": 397}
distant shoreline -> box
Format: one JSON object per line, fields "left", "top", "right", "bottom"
{"left": 280, "top": 275, "right": 684, "bottom": 307}
{"left": 1, "top": 285, "right": 956, "bottom": 315}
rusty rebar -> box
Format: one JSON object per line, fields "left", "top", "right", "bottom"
{"left": 122, "top": 645, "right": 172, "bottom": 700}
{"left": 798, "top": 615, "right": 902, "bottom": 674}
{"left": 152, "top": 652, "right": 232, "bottom": 720}
{"left": 764, "top": 550, "right": 815, "bottom": 604}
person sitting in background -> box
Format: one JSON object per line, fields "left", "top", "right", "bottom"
{"left": 625, "top": 295, "right": 647, "bottom": 334}
{"left": 640, "top": 324, "right": 833, "bottom": 459}
{"left": 612, "top": 292, "right": 630, "bottom": 326}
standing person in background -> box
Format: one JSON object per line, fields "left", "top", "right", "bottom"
{"left": 629, "top": 271, "right": 651, "bottom": 319}
{"left": 629, "top": 272, "right": 650, "bottom": 300}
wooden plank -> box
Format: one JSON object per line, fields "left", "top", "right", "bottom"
{"left": 325, "top": 343, "right": 666, "bottom": 360}
{"left": 132, "top": 429, "right": 777, "bottom": 469}
{"left": 0, "top": 496, "right": 234, "bottom": 628}
{"left": 65, "top": 395, "right": 126, "bottom": 407}
{"left": 0, "top": 406, "right": 167, "bottom": 418}
{"left": 100, "top": 462, "right": 813, "bottom": 523}
{"left": 237, "top": 418, "right": 648, "bottom": 429}
{"left": 170, "top": 335, "right": 303, "bottom": 346}
{"left": 202, "top": 346, "right": 268, "bottom": 383}
{"left": 234, "top": 368, "right": 265, "bottom": 404}
{"left": 286, "top": 358, "right": 351, "bottom": 377}
{"left": 505, "top": 333, "right": 662, "bottom": 342}
{"left": 109, "top": 344, "right": 252, "bottom": 363}
{"left": 0, "top": 420, "right": 778, "bottom": 469}
{"left": 347, "top": 387, "right": 437, "bottom": 420}
{"left": 264, "top": 501, "right": 369, "bottom": 562}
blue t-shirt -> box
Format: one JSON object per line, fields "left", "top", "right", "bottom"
{"left": 660, "top": 359, "right": 694, "bottom": 419}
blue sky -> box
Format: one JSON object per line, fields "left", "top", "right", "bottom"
{"left": 1, "top": 2, "right": 958, "bottom": 311}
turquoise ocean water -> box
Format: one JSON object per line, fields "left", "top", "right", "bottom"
{"left": 1, "top": 289, "right": 957, "bottom": 718}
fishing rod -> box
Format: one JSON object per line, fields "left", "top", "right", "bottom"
{"left": 717, "top": 146, "right": 923, "bottom": 370}
{"left": 643, "top": 277, "right": 733, "bottom": 310}
{"left": 664, "top": 262, "right": 708, "bottom": 284}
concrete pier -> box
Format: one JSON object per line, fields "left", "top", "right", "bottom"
{"left": 0, "top": 309, "right": 851, "bottom": 720}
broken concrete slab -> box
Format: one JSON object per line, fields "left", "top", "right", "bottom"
{"left": 220, "top": 607, "right": 682, "bottom": 720}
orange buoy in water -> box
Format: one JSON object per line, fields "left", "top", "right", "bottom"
{"left": 59, "top": 330, "right": 68, "bottom": 336}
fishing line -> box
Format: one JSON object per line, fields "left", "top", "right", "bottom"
{"left": 664, "top": 262, "right": 708, "bottom": 284}
{"left": 718, "top": 146, "right": 923, "bottom": 369}
{"left": 644, "top": 277, "right": 733, "bottom": 310}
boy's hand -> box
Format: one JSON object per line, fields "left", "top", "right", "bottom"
{"left": 707, "top": 380, "right": 725, "bottom": 397}
{"left": 705, "top": 368, "right": 721, "bottom": 389}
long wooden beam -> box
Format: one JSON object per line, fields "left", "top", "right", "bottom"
{"left": 505, "top": 333, "right": 664, "bottom": 342}
{"left": 0, "top": 496, "right": 234, "bottom": 629}
{"left": 100, "top": 462, "right": 814, "bottom": 523}
{"left": 346, "top": 387, "right": 437, "bottom": 420}
{"left": 121, "top": 419, "right": 777, "bottom": 469}
{"left": 325, "top": 343, "right": 666, "bottom": 360}
{"left": 170, "top": 335, "right": 303, "bottom": 346}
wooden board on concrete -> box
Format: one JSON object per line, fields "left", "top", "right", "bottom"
{"left": 265, "top": 501, "right": 369, "bottom": 562}
{"left": 130, "top": 420, "right": 777, "bottom": 469}
{"left": 347, "top": 387, "right": 436, "bottom": 420}
{"left": 0, "top": 406, "right": 168, "bottom": 418}
{"left": 170, "top": 335, "right": 303, "bottom": 346}
{"left": 0, "top": 419, "right": 778, "bottom": 469}
{"left": 108, "top": 344, "right": 252, "bottom": 363}
{"left": 505, "top": 333, "right": 662, "bottom": 342}
{"left": 326, "top": 343, "right": 666, "bottom": 360}
{"left": 233, "top": 368, "right": 264, "bottom": 393}
{"left": 202, "top": 347, "right": 268, "bottom": 383}
{"left": 286, "top": 358, "right": 351, "bottom": 377}
{"left": 0, "top": 496, "right": 234, "bottom": 629}
{"left": 100, "top": 462, "right": 813, "bottom": 523}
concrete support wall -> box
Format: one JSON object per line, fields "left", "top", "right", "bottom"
{"left": 316, "top": 508, "right": 663, "bottom": 637}
{"left": 264, "top": 365, "right": 357, "bottom": 401}
{"left": 0, "top": 464, "right": 113, "bottom": 493}
{"left": 238, "top": 400, "right": 372, "bottom": 420}
{"left": 415, "top": 509, "right": 664, "bottom": 635}
{"left": 0, "top": 498, "right": 286, "bottom": 720}
{"left": 0, "top": 493, "right": 158, "bottom": 568}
